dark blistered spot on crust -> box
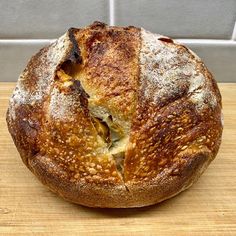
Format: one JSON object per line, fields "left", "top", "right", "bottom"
{"left": 68, "top": 28, "right": 82, "bottom": 64}
{"left": 158, "top": 37, "right": 174, "bottom": 43}
{"left": 89, "top": 21, "right": 107, "bottom": 29}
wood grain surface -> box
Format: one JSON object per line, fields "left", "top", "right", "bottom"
{"left": 0, "top": 82, "right": 235, "bottom": 235}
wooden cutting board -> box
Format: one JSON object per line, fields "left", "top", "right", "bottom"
{"left": 0, "top": 82, "right": 235, "bottom": 235}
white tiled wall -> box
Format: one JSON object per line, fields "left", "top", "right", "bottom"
{"left": 114, "top": 0, "right": 236, "bottom": 39}
{"left": 0, "top": 0, "right": 236, "bottom": 82}
{"left": 0, "top": 0, "right": 109, "bottom": 39}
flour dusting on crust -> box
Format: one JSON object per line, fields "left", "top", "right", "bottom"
{"left": 140, "top": 28, "right": 217, "bottom": 111}
{"left": 49, "top": 87, "right": 78, "bottom": 122}
{"left": 9, "top": 32, "right": 72, "bottom": 120}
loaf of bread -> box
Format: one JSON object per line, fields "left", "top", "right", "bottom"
{"left": 6, "top": 22, "right": 223, "bottom": 208}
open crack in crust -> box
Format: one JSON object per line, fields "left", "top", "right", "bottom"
{"left": 6, "top": 22, "right": 223, "bottom": 208}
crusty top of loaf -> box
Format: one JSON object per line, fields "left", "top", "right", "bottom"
{"left": 6, "top": 22, "right": 223, "bottom": 207}
{"left": 124, "top": 28, "right": 222, "bottom": 182}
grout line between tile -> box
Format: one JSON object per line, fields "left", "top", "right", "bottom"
{"left": 0, "top": 39, "right": 235, "bottom": 46}
{"left": 0, "top": 39, "right": 54, "bottom": 44}
{"left": 176, "top": 39, "right": 236, "bottom": 45}
{"left": 109, "top": 0, "right": 115, "bottom": 26}
{"left": 232, "top": 22, "right": 236, "bottom": 41}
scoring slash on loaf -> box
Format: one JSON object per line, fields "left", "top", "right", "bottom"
{"left": 6, "top": 21, "right": 223, "bottom": 208}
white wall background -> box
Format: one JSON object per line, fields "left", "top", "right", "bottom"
{"left": 0, "top": 0, "right": 236, "bottom": 82}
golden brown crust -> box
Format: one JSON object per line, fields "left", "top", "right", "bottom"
{"left": 6, "top": 22, "right": 223, "bottom": 208}
{"left": 28, "top": 149, "right": 210, "bottom": 208}
{"left": 124, "top": 29, "right": 222, "bottom": 184}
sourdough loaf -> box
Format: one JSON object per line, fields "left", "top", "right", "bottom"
{"left": 6, "top": 22, "right": 223, "bottom": 208}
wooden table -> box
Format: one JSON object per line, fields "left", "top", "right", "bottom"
{"left": 0, "top": 83, "right": 235, "bottom": 235}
